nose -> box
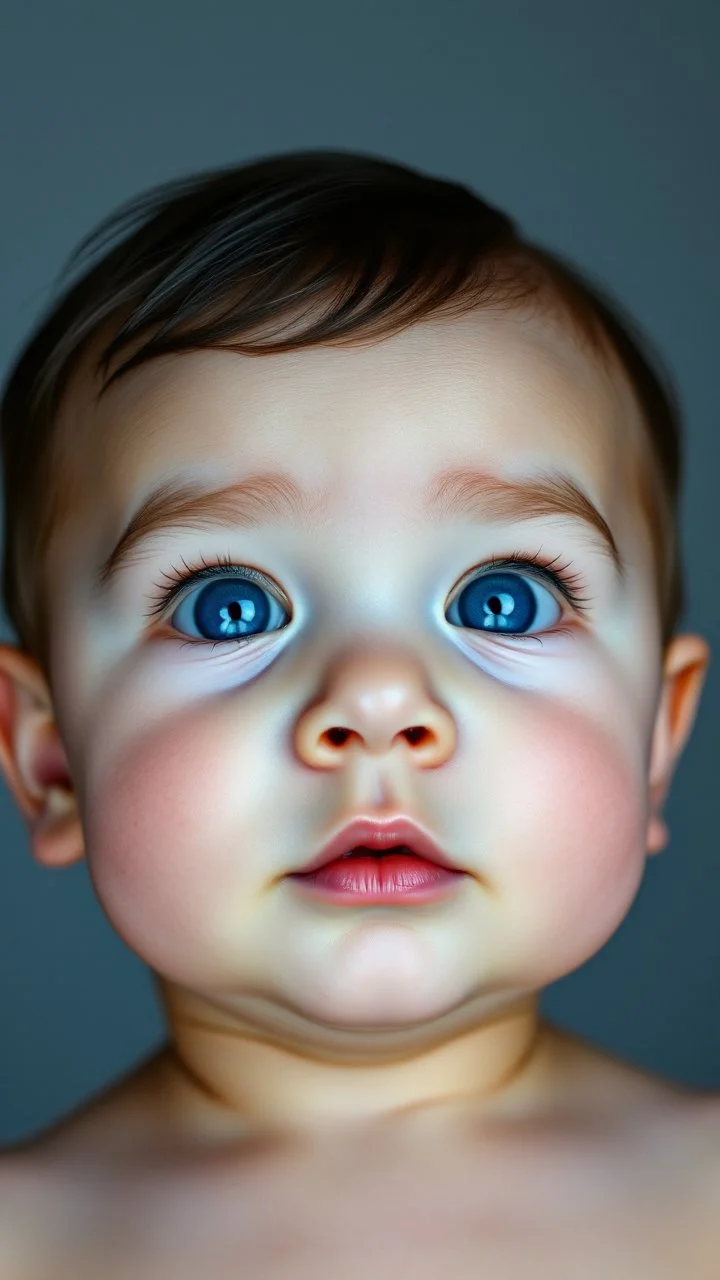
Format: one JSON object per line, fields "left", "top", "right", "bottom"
{"left": 293, "top": 646, "right": 457, "bottom": 769}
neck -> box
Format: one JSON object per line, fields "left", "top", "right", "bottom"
{"left": 153, "top": 985, "right": 556, "bottom": 1145}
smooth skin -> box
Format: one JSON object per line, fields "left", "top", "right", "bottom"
{"left": 0, "top": 308, "right": 711, "bottom": 1162}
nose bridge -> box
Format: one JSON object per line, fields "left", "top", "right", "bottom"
{"left": 293, "top": 641, "right": 458, "bottom": 768}
{"left": 287, "top": 507, "right": 461, "bottom": 770}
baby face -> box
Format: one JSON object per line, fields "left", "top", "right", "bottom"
{"left": 45, "top": 309, "right": 662, "bottom": 1041}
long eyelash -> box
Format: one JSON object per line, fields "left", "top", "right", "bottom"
{"left": 483, "top": 548, "right": 593, "bottom": 614}
{"left": 144, "top": 550, "right": 253, "bottom": 621}
{"left": 144, "top": 546, "right": 593, "bottom": 625}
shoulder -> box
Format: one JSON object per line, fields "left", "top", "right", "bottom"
{"left": 656, "top": 1096, "right": 720, "bottom": 1269}
{"left": 0, "top": 1143, "right": 131, "bottom": 1280}
{"left": 543, "top": 1022, "right": 720, "bottom": 1118}
{"left": 0, "top": 1107, "right": 158, "bottom": 1280}
{"left": 0, "top": 1049, "right": 178, "bottom": 1275}
{"left": 0, "top": 1148, "right": 64, "bottom": 1279}
{"left": 514, "top": 1032, "right": 720, "bottom": 1269}
{"left": 668, "top": 1092, "right": 720, "bottom": 1192}
{"left": 1, "top": 1046, "right": 174, "bottom": 1162}
{"left": 538, "top": 1024, "right": 720, "bottom": 1189}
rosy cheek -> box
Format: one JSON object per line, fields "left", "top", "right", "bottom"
{"left": 492, "top": 699, "right": 648, "bottom": 982}
{"left": 82, "top": 708, "right": 259, "bottom": 980}
{"left": 79, "top": 687, "right": 650, "bottom": 991}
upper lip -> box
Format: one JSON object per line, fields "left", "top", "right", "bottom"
{"left": 291, "top": 816, "right": 466, "bottom": 876}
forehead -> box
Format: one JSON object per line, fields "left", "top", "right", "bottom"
{"left": 56, "top": 308, "right": 646, "bottom": 537}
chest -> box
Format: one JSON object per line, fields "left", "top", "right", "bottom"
{"left": 25, "top": 1133, "right": 717, "bottom": 1280}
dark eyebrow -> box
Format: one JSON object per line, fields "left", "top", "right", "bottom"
{"left": 94, "top": 464, "right": 624, "bottom": 594}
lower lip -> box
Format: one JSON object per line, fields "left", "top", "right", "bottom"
{"left": 288, "top": 853, "right": 466, "bottom": 905}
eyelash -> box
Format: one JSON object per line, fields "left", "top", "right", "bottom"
{"left": 144, "top": 547, "right": 593, "bottom": 645}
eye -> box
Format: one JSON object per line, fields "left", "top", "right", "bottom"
{"left": 445, "top": 566, "right": 564, "bottom": 637}
{"left": 169, "top": 573, "right": 289, "bottom": 643}
{"left": 152, "top": 550, "right": 588, "bottom": 648}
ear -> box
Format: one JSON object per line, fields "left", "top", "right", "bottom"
{"left": 646, "top": 632, "right": 711, "bottom": 854}
{"left": 0, "top": 644, "right": 85, "bottom": 867}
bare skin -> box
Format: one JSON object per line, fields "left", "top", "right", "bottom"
{"left": 2, "top": 1023, "right": 720, "bottom": 1277}
{"left": 0, "top": 309, "right": 716, "bottom": 1274}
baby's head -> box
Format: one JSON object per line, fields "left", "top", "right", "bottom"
{"left": 0, "top": 152, "right": 709, "bottom": 1122}
{"left": 0, "top": 153, "right": 688, "bottom": 681}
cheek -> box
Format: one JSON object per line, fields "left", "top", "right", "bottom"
{"left": 492, "top": 699, "right": 649, "bottom": 981}
{"left": 82, "top": 709, "right": 259, "bottom": 978}
{"left": 79, "top": 682, "right": 651, "bottom": 990}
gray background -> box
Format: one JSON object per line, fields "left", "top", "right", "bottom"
{"left": 0, "top": 0, "right": 718, "bottom": 1147}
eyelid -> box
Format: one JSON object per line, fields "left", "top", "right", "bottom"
{"left": 450, "top": 552, "right": 592, "bottom": 615}
{"left": 143, "top": 555, "right": 284, "bottom": 622}
{"left": 144, "top": 547, "right": 593, "bottom": 641}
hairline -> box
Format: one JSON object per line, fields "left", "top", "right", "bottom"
{"left": 4, "top": 248, "right": 678, "bottom": 678}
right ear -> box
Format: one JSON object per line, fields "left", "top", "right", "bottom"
{"left": 0, "top": 644, "right": 85, "bottom": 867}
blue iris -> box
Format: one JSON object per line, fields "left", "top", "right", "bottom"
{"left": 191, "top": 578, "right": 272, "bottom": 641}
{"left": 454, "top": 571, "right": 537, "bottom": 633}
{"left": 182, "top": 569, "right": 541, "bottom": 642}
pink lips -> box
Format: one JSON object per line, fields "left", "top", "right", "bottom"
{"left": 291, "top": 816, "right": 465, "bottom": 876}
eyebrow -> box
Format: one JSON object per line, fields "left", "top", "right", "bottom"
{"left": 94, "top": 464, "right": 624, "bottom": 594}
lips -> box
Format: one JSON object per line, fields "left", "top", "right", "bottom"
{"left": 291, "top": 816, "right": 465, "bottom": 876}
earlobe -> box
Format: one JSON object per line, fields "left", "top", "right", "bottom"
{"left": 645, "top": 632, "right": 711, "bottom": 855}
{"left": 0, "top": 644, "right": 85, "bottom": 867}
{"left": 646, "top": 813, "right": 669, "bottom": 855}
{"left": 31, "top": 784, "right": 86, "bottom": 868}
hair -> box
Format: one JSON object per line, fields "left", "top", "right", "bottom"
{"left": 0, "top": 149, "right": 684, "bottom": 681}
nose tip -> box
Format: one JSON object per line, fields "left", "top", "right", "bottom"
{"left": 292, "top": 644, "right": 458, "bottom": 770}
{"left": 295, "top": 706, "right": 456, "bottom": 769}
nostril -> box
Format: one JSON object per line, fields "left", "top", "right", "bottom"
{"left": 324, "top": 726, "right": 429, "bottom": 747}
{"left": 325, "top": 727, "right": 351, "bottom": 746}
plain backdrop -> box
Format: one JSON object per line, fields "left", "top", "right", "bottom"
{"left": 0, "top": 0, "right": 718, "bottom": 1147}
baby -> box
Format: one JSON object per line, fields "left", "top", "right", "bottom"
{"left": 0, "top": 150, "right": 717, "bottom": 1277}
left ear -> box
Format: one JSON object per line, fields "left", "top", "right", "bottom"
{"left": 646, "top": 632, "right": 711, "bottom": 853}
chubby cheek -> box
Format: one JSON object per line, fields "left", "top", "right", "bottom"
{"left": 492, "top": 698, "right": 649, "bottom": 984}
{"left": 82, "top": 708, "right": 261, "bottom": 982}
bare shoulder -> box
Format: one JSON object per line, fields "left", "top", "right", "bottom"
{"left": 2, "top": 1032, "right": 720, "bottom": 1277}
{"left": 0, "top": 1144, "right": 122, "bottom": 1280}
{"left": 543, "top": 1021, "right": 720, "bottom": 1127}
{"left": 540, "top": 1024, "right": 720, "bottom": 1212}
{"left": 1, "top": 1046, "right": 175, "bottom": 1159}
{"left": 4, "top": 1089, "right": 720, "bottom": 1280}
{"left": 0, "top": 1048, "right": 178, "bottom": 1278}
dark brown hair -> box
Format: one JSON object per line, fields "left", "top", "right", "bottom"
{"left": 0, "top": 149, "right": 684, "bottom": 679}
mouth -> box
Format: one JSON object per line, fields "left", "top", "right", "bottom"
{"left": 339, "top": 846, "right": 414, "bottom": 857}
{"left": 289, "top": 816, "right": 466, "bottom": 877}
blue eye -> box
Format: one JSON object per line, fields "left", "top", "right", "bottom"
{"left": 169, "top": 573, "right": 289, "bottom": 643}
{"left": 446, "top": 569, "right": 562, "bottom": 636}
{"left": 162, "top": 560, "right": 568, "bottom": 646}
